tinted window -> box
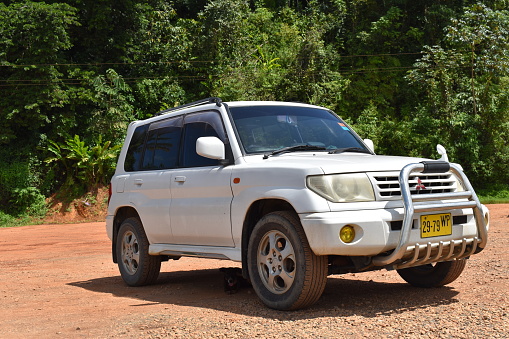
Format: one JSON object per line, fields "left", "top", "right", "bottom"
{"left": 124, "top": 124, "right": 148, "bottom": 172}
{"left": 142, "top": 116, "right": 183, "bottom": 170}
{"left": 181, "top": 112, "right": 225, "bottom": 168}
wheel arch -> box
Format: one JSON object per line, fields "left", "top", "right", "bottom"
{"left": 241, "top": 199, "right": 298, "bottom": 280}
{"left": 112, "top": 206, "right": 141, "bottom": 263}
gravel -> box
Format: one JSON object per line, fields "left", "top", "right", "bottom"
{"left": 0, "top": 204, "right": 507, "bottom": 338}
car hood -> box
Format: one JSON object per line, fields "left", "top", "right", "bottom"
{"left": 242, "top": 152, "right": 435, "bottom": 175}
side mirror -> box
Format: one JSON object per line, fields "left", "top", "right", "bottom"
{"left": 436, "top": 144, "right": 448, "bottom": 162}
{"left": 363, "top": 139, "right": 375, "bottom": 153}
{"left": 196, "top": 136, "right": 225, "bottom": 160}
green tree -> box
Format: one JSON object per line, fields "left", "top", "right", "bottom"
{"left": 407, "top": 3, "right": 509, "bottom": 186}
{"left": 88, "top": 69, "right": 135, "bottom": 143}
{"left": 125, "top": 1, "right": 194, "bottom": 114}
{"left": 0, "top": 1, "right": 79, "bottom": 144}
{"left": 2, "top": 0, "right": 509, "bottom": 220}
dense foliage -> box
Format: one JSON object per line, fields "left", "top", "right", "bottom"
{"left": 1, "top": 0, "right": 508, "bottom": 222}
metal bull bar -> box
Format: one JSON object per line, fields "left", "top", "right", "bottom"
{"left": 372, "top": 161, "right": 488, "bottom": 269}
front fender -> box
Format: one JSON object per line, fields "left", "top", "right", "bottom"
{"left": 230, "top": 185, "right": 330, "bottom": 245}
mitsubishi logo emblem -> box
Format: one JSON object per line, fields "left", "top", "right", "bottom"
{"left": 415, "top": 177, "right": 426, "bottom": 191}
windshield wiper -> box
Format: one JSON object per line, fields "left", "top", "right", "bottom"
{"left": 328, "top": 147, "right": 371, "bottom": 155}
{"left": 263, "top": 144, "right": 326, "bottom": 159}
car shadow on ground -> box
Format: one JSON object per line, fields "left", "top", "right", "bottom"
{"left": 69, "top": 267, "right": 460, "bottom": 319}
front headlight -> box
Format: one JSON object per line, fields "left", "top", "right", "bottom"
{"left": 307, "top": 173, "right": 375, "bottom": 203}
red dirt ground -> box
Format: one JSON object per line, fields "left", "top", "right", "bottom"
{"left": 0, "top": 204, "right": 507, "bottom": 338}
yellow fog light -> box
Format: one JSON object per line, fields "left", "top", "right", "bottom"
{"left": 340, "top": 225, "right": 356, "bottom": 243}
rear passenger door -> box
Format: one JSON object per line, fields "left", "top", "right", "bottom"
{"left": 169, "top": 111, "right": 234, "bottom": 247}
{"left": 126, "top": 116, "right": 183, "bottom": 244}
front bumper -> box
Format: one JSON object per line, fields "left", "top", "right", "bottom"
{"left": 300, "top": 206, "right": 485, "bottom": 257}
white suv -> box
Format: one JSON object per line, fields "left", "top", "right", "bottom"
{"left": 106, "top": 98, "right": 489, "bottom": 310}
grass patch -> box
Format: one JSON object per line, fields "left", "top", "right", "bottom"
{"left": 477, "top": 184, "right": 509, "bottom": 204}
{"left": 0, "top": 211, "right": 43, "bottom": 228}
{"left": 479, "top": 196, "right": 509, "bottom": 204}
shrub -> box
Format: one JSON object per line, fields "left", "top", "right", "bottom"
{"left": 0, "top": 153, "right": 47, "bottom": 218}
{"left": 9, "top": 187, "right": 48, "bottom": 218}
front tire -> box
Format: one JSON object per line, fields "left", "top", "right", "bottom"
{"left": 247, "top": 211, "right": 328, "bottom": 310}
{"left": 116, "top": 217, "right": 161, "bottom": 286}
{"left": 397, "top": 259, "right": 467, "bottom": 288}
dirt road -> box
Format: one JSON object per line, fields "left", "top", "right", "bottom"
{"left": 1, "top": 205, "right": 507, "bottom": 338}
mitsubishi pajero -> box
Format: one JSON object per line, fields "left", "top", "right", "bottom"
{"left": 106, "top": 97, "right": 489, "bottom": 310}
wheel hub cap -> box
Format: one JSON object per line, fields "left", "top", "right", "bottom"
{"left": 121, "top": 230, "right": 140, "bottom": 275}
{"left": 257, "top": 230, "right": 296, "bottom": 294}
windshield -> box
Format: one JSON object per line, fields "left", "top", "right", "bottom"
{"left": 229, "top": 105, "right": 368, "bottom": 154}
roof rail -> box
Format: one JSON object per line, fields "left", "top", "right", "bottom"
{"left": 154, "top": 97, "right": 223, "bottom": 117}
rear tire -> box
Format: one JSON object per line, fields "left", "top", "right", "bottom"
{"left": 247, "top": 211, "right": 328, "bottom": 310}
{"left": 397, "top": 259, "right": 467, "bottom": 288}
{"left": 116, "top": 217, "right": 161, "bottom": 286}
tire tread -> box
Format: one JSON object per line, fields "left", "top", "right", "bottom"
{"left": 117, "top": 217, "right": 161, "bottom": 286}
{"left": 397, "top": 259, "right": 467, "bottom": 288}
{"left": 277, "top": 211, "right": 327, "bottom": 310}
{"left": 248, "top": 211, "right": 328, "bottom": 310}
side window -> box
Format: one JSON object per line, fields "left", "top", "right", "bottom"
{"left": 124, "top": 124, "right": 148, "bottom": 172}
{"left": 142, "top": 116, "right": 183, "bottom": 170}
{"left": 181, "top": 111, "right": 226, "bottom": 168}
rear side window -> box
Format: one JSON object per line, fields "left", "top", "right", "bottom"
{"left": 124, "top": 111, "right": 227, "bottom": 171}
{"left": 142, "top": 116, "right": 183, "bottom": 170}
{"left": 124, "top": 124, "right": 149, "bottom": 172}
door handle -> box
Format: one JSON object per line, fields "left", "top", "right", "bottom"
{"left": 174, "top": 176, "right": 186, "bottom": 183}
{"left": 134, "top": 179, "right": 143, "bottom": 186}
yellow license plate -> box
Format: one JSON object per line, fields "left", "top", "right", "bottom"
{"left": 420, "top": 213, "right": 452, "bottom": 238}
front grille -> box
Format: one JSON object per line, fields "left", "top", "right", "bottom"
{"left": 370, "top": 172, "right": 458, "bottom": 200}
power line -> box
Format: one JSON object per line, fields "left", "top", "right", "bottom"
{"left": 0, "top": 63, "right": 476, "bottom": 87}
{"left": 0, "top": 52, "right": 424, "bottom": 68}
{"left": 0, "top": 51, "right": 432, "bottom": 87}
{"left": 0, "top": 60, "right": 480, "bottom": 87}
{"left": 0, "top": 76, "right": 208, "bottom": 87}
